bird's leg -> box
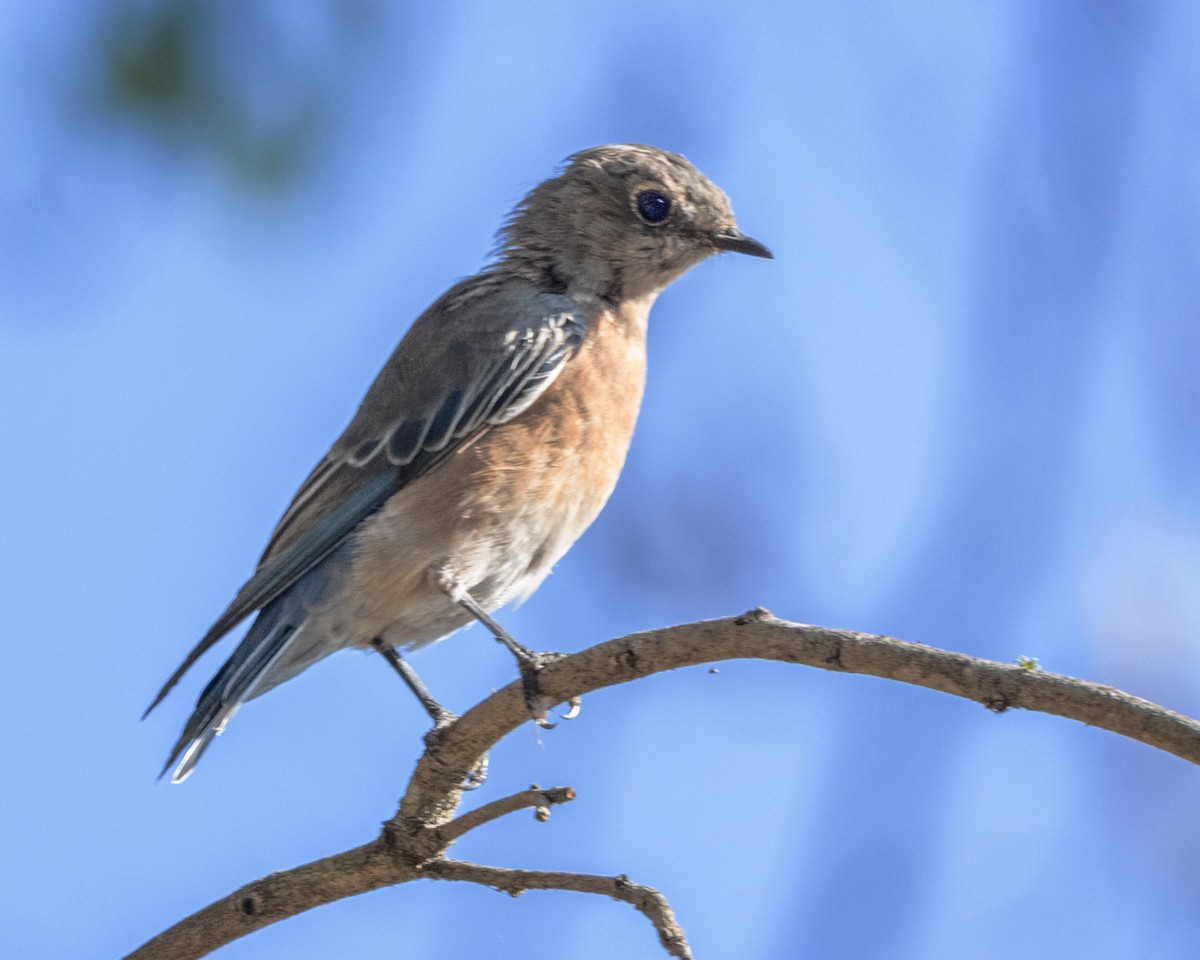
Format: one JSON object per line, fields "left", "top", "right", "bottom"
{"left": 370, "top": 638, "right": 454, "bottom": 725}
{"left": 369, "top": 638, "right": 488, "bottom": 789}
{"left": 432, "top": 568, "right": 581, "bottom": 727}
{"left": 453, "top": 591, "right": 561, "bottom": 730}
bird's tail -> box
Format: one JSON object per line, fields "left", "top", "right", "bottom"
{"left": 161, "top": 600, "right": 299, "bottom": 784}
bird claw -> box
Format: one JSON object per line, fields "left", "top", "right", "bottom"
{"left": 561, "top": 696, "right": 582, "bottom": 721}
{"left": 462, "top": 752, "right": 489, "bottom": 790}
{"left": 422, "top": 712, "right": 461, "bottom": 751}
{"left": 518, "top": 651, "right": 570, "bottom": 728}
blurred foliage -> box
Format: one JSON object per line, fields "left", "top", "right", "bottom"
{"left": 98, "top": 0, "right": 350, "bottom": 187}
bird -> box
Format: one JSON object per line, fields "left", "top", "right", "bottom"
{"left": 146, "top": 144, "right": 772, "bottom": 783}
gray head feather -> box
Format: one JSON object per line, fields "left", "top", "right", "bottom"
{"left": 496, "top": 144, "right": 763, "bottom": 302}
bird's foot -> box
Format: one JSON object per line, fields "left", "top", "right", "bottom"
{"left": 421, "top": 710, "right": 461, "bottom": 749}
{"left": 432, "top": 573, "right": 584, "bottom": 726}
{"left": 515, "top": 650, "right": 581, "bottom": 728}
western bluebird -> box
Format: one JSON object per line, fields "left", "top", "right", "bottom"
{"left": 146, "top": 144, "right": 772, "bottom": 782}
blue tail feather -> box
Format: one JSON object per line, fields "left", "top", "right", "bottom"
{"left": 161, "top": 603, "right": 298, "bottom": 783}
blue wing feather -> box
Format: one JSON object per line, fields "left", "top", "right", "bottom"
{"left": 146, "top": 285, "right": 586, "bottom": 779}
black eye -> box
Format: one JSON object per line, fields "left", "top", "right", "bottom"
{"left": 636, "top": 190, "right": 671, "bottom": 224}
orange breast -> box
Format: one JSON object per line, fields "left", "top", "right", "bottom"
{"left": 491, "top": 302, "right": 645, "bottom": 517}
{"left": 347, "top": 299, "right": 650, "bottom": 636}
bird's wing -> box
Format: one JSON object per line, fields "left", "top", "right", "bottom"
{"left": 145, "top": 283, "right": 586, "bottom": 716}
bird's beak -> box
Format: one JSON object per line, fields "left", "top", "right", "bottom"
{"left": 712, "top": 228, "right": 774, "bottom": 259}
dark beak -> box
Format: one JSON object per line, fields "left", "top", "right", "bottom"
{"left": 712, "top": 228, "right": 774, "bottom": 259}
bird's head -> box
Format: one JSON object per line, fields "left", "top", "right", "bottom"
{"left": 497, "top": 144, "right": 771, "bottom": 302}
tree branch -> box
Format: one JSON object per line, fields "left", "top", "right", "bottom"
{"left": 124, "top": 840, "right": 410, "bottom": 960}
{"left": 423, "top": 859, "right": 693, "bottom": 959}
{"left": 434, "top": 785, "right": 576, "bottom": 844}
{"left": 127, "top": 611, "right": 1200, "bottom": 959}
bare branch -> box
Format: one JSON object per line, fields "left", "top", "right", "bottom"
{"left": 124, "top": 840, "right": 411, "bottom": 960}
{"left": 128, "top": 612, "right": 1200, "bottom": 959}
{"left": 423, "top": 859, "right": 693, "bottom": 960}
{"left": 435, "top": 785, "right": 577, "bottom": 844}
{"left": 397, "top": 611, "right": 1200, "bottom": 825}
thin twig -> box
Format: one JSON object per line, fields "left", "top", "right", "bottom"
{"left": 423, "top": 858, "right": 693, "bottom": 960}
{"left": 435, "top": 786, "right": 577, "bottom": 845}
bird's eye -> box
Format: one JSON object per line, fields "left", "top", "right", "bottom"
{"left": 636, "top": 190, "right": 671, "bottom": 224}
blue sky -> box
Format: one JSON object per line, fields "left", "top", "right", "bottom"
{"left": 2, "top": 2, "right": 1199, "bottom": 958}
